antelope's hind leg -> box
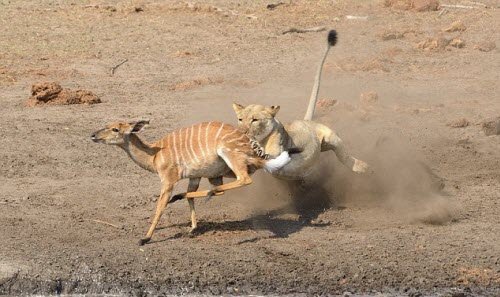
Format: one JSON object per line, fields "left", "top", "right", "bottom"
{"left": 210, "top": 151, "right": 253, "bottom": 192}
{"left": 205, "top": 176, "right": 223, "bottom": 201}
{"left": 186, "top": 178, "right": 201, "bottom": 234}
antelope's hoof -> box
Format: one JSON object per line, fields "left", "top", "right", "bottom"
{"left": 188, "top": 228, "right": 198, "bottom": 237}
{"left": 169, "top": 194, "right": 183, "bottom": 204}
{"left": 138, "top": 238, "right": 151, "bottom": 246}
{"left": 205, "top": 190, "right": 216, "bottom": 202}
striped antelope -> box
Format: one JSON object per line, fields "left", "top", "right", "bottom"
{"left": 91, "top": 120, "right": 298, "bottom": 245}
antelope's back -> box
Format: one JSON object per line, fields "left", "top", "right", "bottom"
{"left": 154, "top": 122, "right": 254, "bottom": 178}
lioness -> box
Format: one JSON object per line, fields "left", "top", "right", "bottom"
{"left": 233, "top": 30, "right": 370, "bottom": 180}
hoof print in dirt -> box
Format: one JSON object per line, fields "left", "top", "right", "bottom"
{"left": 27, "top": 81, "right": 101, "bottom": 107}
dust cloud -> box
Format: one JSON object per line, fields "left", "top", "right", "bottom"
{"left": 239, "top": 125, "right": 458, "bottom": 229}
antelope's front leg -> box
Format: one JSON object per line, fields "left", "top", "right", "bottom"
{"left": 139, "top": 182, "right": 174, "bottom": 246}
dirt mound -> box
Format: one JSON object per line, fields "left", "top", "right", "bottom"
{"left": 474, "top": 40, "right": 496, "bottom": 52}
{"left": 360, "top": 91, "right": 379, "bottom": 106}
{"left": 384, "top": 0, "right": 440, "bottom": 11}
{"left": 416, "top": 36, "right": 450, "bottom": 51}
{"left": 443, "top": 20, "right": 466, "bottom": 33}
{"left": 481, "top": 117, "right": 500, "bottom": 135}
{"left": 168, "top": 77, "right": 224, "bottom": 91}
{"left": 334, "top": 58, "right": 390, "bottom": 73}
{"left": 447, "top": 118, "right": 470, "bottom": 128}
{"left": 27, "top": 82, "right": 101, "bottom": 106}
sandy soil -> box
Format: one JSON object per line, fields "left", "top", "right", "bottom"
{"left": 0, "top": 0, "right": 499, "bottom": 296}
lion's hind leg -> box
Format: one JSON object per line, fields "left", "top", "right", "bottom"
{"left": 318, "top": 126, "right": 370, "bottom": 174}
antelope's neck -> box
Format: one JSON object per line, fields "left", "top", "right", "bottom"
{"left": 119, "top": 134, "right": 160, "bottom": 173}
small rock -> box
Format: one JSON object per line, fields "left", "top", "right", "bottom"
{"left": 266, "top": 2, "right": 286, "bottom": 10}
{"left": 447, "top": 118, "right": 469, "bottom": 128}
{"left": 384, "top": 0, "right": 440, "bottom": 11}
{"left": 474, "top": 41, "right": 496, "bottom": 52}
{"left": 457, "top": 137, "right": 470, "bottom": 144}
{"left": 380, "top": 30, "right": 405, "bottom": 41}
{"left": 412, "top": 0, "right": 440, "bottom": 12}
{"left": 360, "top": 91, "right": 379, "bottom": 105}
{"left": 316, "top": 98, "right": 338, "bottom": 108}
{"left": 481, "top": 117, "right": 500, "bottom": 135}
{"left": 384, "top": 0, "right": 412, "bottom": 10}
{"left": 443, "top": 20, "right": 466, "bottom": 32}
{"left": 451, "top": 293, "right": 466, "bottom": 297}
{"left": 417, "top": 36, "right": 450, "bottom": 50}
{"left": 449, "top": 38, "right": 465, "bottom": 48}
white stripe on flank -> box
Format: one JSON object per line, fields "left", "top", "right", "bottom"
{"left": 215, "top": 123, "right": 225, "bottom": 140}
{"left": 198, "top": 123, "right": 206, "bottom": 159}
{"left": 234, "top": 134, "right": 251, "bottom": 146}
{"left": 189, "top": 125, "right": 200, "bottom": 163}
{"left": 205, "top": 122, "right": 212, "bottom": 156}
{"left": 184, "top": 127, "right": 193, "bottom": 163}
{"left": 226, "top": 133, "right": 246, "bottom": 143}
{"left": 221, "top": 129, "right": 238, "bottom": 140}
{"left": 158, "top": 138, "right": 165, "bottom": 165}
{"left": 178, "top": 128, "right": 186, "bottom": 162}
{"left": 172, "top": 132, "right": 180, "bottom": 165}
{"left": 217, "top": 148, "right": 235, "bottom": 172}
{"left": 166, "top": 136, "right": 173, "bottom": 163}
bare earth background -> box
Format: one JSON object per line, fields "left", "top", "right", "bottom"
{"left": 0, "top": 0, "right": 499, "bottom": 296}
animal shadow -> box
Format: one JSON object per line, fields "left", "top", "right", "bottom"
{"left": 152, "top": 178, "right": 336, "bottom": 244}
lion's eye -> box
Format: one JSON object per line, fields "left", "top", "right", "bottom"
{"left": 238, "top": 118, "right": 242, "bottom": 122}
{"left": 251, "top": 118, "right": 258, "bottom": 123}
{"left": 112, "top": 128, "right": 119, "bottom": 133}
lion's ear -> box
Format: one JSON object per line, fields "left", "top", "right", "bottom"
{"left": 232, "top": 102, "right": 245, "bottom": 114}
{"left": 267, "top": 105, "right": 280, "bottom": 117}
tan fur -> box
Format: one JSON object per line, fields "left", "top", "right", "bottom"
{"left": 91, "top": 120, "right": 290, "bottom": 245}
{"left": 232, "top": 31, "right": 369, "bottom": 180}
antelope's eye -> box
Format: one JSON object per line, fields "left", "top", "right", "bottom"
{"left": 112, "top": 128, "right": 119, "bottom": 133}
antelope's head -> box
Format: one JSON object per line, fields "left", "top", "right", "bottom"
{"left": 91, "top": 120, "right": 150, "bottom": 145}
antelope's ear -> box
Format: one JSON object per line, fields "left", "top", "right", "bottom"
{"left": 267, "top": 105, "right": 280, "bottom": 117}
{"left": 232, "top": 102, "right": 245, "bottom": 114}
{"left": 129, "top": 120, "right": 150, "bottom": 133}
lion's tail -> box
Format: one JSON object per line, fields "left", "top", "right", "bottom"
{"left": 304, "top": 30, "right": 338, "bottom": 121}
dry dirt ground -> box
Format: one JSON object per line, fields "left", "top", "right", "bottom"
{"left": 1, "top": 0, "right": 499, "bottom": 296}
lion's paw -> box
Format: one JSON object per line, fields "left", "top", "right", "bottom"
{"left": 353, "top": 159, "right": 372, "bottom": 174}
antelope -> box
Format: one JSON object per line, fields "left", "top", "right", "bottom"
{"left": 91, "top": 120, "right": 298, "bottom": 245}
